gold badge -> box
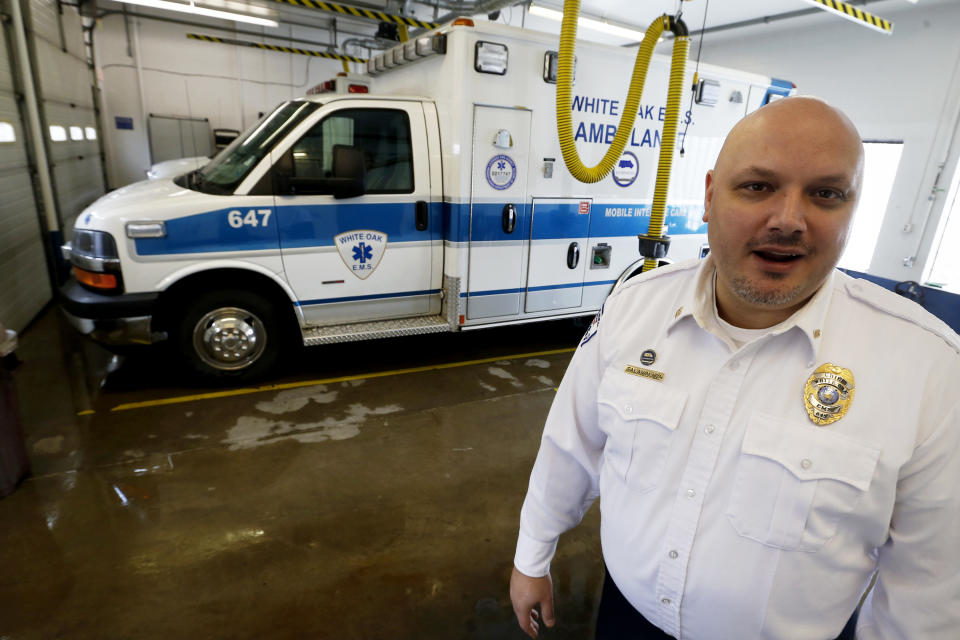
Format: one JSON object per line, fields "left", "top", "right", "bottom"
{"left": 803, "top": 363, "right": 855, "bottom": 426}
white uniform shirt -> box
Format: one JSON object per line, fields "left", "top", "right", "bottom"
{"left": 515, "top": 258, "right": 960, "bottom": 640}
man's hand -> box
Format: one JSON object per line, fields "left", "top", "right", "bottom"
{"left": 510, "top": 567, "right": 555, "bottom": 638}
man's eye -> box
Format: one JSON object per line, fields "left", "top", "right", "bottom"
{"left": 815, "top": 188, "right": 845, "bottom": 200}
{"left": 742, "top": 183, "right": 769, "bottom": 192}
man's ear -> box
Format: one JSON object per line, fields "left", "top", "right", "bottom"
{"left": 703, "top": 170, "right": 715, "bottom": 223}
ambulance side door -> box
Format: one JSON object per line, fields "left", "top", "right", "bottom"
{"left": 272, "top": 100, "right": 438, "bottom": 326}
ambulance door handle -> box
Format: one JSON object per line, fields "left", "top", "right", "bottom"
{"left": 502, "top": 203, "right": 517, "bottom": 234}
{"left": 415, "top": 200, "right": 428, "bottom": 231}
{"left": 567, "top": 242, "right": 580, "bottom": 269}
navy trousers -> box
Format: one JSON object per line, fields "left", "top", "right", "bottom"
{"left": 595, "top": 569, "right": 859, "bottom": 640}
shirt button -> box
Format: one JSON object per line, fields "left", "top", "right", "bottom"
{"left": 728, "top": 360, "right": 740, "bottom": 371}
{"left": 624, "top": 404, "right": 633, "bottom": 414}
{"left": 686, "top": 489, "right": 696, "bottom": 498}
{"left": 661, "top": 597, "right": 672, "bottom": 605}
{"left": 669, "top": 550, "right": 679, "bottom": 559}
{"left": 704, "top": 424, "right": 715, "bottom": 434}
{"left": 801, "top": 459, "right": 812, "bottom": 469}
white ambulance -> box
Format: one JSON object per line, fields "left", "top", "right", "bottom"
{"left": 60, "top": 18, "right": 793, "bottom": 381}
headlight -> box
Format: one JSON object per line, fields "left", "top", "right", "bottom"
{"left": 70, "top": 229, "right": 119, "bottom": 273}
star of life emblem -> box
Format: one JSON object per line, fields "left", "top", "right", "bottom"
{"left": 334, "top": 229, "right": 387, "bottom": 280}
{"left": 803, "top": 363, "right": 855, "bottom": 426}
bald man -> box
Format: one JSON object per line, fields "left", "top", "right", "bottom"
{"left": 510, "top": 97, "right": 960, "bottom": 639}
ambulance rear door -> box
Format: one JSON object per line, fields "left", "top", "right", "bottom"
{"left": 467, "top": 105, "right": 532, "bottom": 320}
{"left": 525, "top": 198, "right": 591, "bottom": 312}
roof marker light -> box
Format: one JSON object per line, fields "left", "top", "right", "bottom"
{"left": 404, "top": 41, "right": 418, "bottom": 61}
{"left": 475, "top": 41, "right": 508, "bottom": 75}
{"left": 415, "top": 36, "right": 433, "bottom": 57}
{"left": 452, "top": 18, "right": 474, "bottom": 27}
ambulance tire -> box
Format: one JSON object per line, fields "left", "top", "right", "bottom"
{"left": 175, "top": 289, "right": 284, "bottom": 383}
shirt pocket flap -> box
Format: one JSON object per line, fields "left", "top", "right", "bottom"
{"left": 598, "top": 374, "right": 688, "bottom": 430}
{"left": 742, "top": 412, "right": 880, "bottom": 491}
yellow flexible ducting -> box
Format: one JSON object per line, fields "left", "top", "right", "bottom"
{"left": 644, "top": 29, "right": 689, "bottom": 271}
{"left": 556, "top": 2, "right": 689, "bottom": 271}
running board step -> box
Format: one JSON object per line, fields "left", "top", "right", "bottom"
{"left": 302, "top": 315, "right": 454, "bottom": 346}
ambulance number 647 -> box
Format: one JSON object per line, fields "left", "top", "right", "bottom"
{"left": 227, "top": 209, "right": 272, "bottom": 228}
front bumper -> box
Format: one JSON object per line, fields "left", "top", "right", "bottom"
{"left": 59, "top": 279, "right": 165, "bottom": 345}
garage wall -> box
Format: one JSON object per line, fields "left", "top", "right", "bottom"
{"left": 95, "top": 13, "right": 346, "bottom": 188}
{"left": 28, "top": 0, "right": 105, "bottom": 237}
{"left": 682, "top": 0, "right": 960, "bottom": 282}
{"left": 0, "top": 6, "right": 50, "bottom": 333}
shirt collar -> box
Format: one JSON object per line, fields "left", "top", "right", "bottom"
{"left": 665, "top": 256, "right": 835, "bottom": 366}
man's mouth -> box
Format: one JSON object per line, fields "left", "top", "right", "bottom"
{"left": 753, "top": 249, "right": 804, "bottom": 263}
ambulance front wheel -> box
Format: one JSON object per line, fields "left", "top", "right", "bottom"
{"left": 176, "top": 289, "right": 283, "bottom": 381}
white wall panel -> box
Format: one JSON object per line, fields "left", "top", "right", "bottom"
{"left": 99, "top": 64, "right": 151, "bottom": 186}
{"left": 95, "top": 13, "right": 343, "bottom": 187}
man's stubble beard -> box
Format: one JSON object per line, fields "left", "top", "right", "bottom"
{"left": 729, "top": 274, "right": 805, "bottom": 308}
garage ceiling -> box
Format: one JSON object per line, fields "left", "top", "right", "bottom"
{"left": 95, "top": 0, "right": 951, "bottom": 50}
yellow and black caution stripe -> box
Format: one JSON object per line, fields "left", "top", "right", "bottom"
{"left": 806, "top": 0, "right": 893, "bottom": 34}
{"left": 187, "top": 33, "right": 367, "bottom": 63}
{"left": 270, "top": 0, "right": 437, "bottom": 29}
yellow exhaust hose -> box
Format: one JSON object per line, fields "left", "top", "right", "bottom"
{"left": 555, "top": 2, "right": 690, "bottom": 272}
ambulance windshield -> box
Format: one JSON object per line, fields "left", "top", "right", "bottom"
{"left": 192, "top": 100, "right": 318, "bottom": 194}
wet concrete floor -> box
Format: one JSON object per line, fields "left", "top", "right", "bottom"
{"left": 0, "top": 308, "right": 603, "bottom": 639}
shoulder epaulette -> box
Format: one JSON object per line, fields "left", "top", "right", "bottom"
{"left": 843, "top": 277, "right": 960, "bottom": 355}
{"left": 613, "top": 260, "right": 699, "bottom": 296}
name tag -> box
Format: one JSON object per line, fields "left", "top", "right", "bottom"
{"left": 625, "top": 365, "right": 665, "bottom": 382}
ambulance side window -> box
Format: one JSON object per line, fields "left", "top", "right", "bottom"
{"left": 289, "top": 108, "right": 413, "bottom": 194}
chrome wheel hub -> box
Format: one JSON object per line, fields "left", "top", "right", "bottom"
{"left": 192, "top": 306, "right": 267, "bottom": 371}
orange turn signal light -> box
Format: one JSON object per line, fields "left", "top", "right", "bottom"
{"left": 74, "top": 266, "right": 118, "bottom": 290}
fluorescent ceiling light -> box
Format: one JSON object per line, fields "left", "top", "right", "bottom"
{"left": 529, "top": 4, "right": 647, "bottom": 41}
{"left": 114, "top": 0, "right": 278, "bottom": 27}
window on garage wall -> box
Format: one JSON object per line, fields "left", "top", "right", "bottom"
{"left": 923, "top": 156, "right": 960, "bottom": 292}
{"left": 84, "top": 127, "right": 96, "bottom": 140}
{"left": 838, "top": 141, "right": 904, "bottom": 273}
{"left": 49, "top": 125, "right": 66, "bottom": 141}
{"left": 69, "top": 126, "right": 83, "bottom": 141}
{"left": 0, "top": 122, "right": 14, "bottom": 143}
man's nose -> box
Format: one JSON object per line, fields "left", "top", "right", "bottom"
{"left": 767, "top": 189, "right": 808, "bottom": 235}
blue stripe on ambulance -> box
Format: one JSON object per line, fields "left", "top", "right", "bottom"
{"left": 449, "top": 202, "right": 706, "bottom": 243}
{"left": 462, "top": 280, "right": 618, "bottom": 298}
{"left": 134, "top": 206, "right": 280, "bottom": 255}
{"left": 133, "top": 202, "right": 705, "bottom": 255}
{"left": 277, "top": 202, "right": 440, "bottom": 248}
{"left": 296, "top": 288, "right": 442, "bottom": 306}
